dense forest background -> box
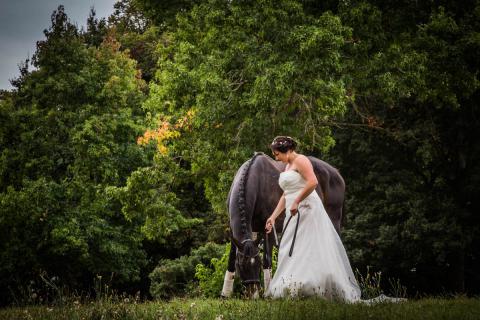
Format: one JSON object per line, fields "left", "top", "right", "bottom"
{"left": 1, "top": 0, "right": 479, "bottom": 305}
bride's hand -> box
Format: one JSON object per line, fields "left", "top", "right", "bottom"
{"left": 290, "top": 201, "right": 299, "bottom": 216}
{"left": 265, "top": 216, "right": 275, "bottom": 233}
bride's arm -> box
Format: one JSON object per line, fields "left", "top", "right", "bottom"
{"left": 265, "top": 194, "right": 285, "bottom": 233}
{"left": 290, "top": 155, "right": 318, "bottom": 215}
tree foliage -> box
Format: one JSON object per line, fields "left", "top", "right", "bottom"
{"left": 0, "top": 5, "right": 204, "bottom": 304}
{"left": 144, "top": 0, "right": 351, "bottom": 215}
{"left": 327, "top": 0, "right": 480, "bottom": 293}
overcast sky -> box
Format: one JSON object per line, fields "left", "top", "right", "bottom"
{"left": 0, "top": 0, "right": 117, "bottom": 90}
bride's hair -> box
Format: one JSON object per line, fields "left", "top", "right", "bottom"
{"left": 271, "top": 136, "right": 297, "bottom": 153}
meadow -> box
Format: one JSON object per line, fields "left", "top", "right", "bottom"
{"left": 1, "top": 297, "right": 479, "bottom": 320}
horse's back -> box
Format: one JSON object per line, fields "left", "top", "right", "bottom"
{"left": 228, "top": 153, "right": 345, "bottom": 234}
{"left": 307, "top": 156, "right": 345, "bottom": 232}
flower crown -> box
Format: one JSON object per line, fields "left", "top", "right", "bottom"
{"left": 271, "top": 136, "right": 293, "bottom": 146}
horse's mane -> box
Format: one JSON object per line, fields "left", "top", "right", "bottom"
{"left": 237, "top": 152, "right": 262, "bottom": 239}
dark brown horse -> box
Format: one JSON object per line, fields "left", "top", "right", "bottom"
{"left": 221, "top": 152, "right": 346, "bottom": 297}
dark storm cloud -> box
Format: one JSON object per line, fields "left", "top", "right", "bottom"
{"left": 0, "top": 0, "right": 116, "bottom": 90}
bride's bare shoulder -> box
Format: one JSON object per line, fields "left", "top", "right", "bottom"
{"left": 294, "top": 154, "right": 314, "bottom": 171}
{"left": 295, "top": 154, "right": 310, "bottom": 164}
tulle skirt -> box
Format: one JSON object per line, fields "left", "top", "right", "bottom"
{"left": 265, "top": 191, "right": 361, "bottom": 302}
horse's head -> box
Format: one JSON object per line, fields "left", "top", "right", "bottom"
{"left": 225, "top": 153, "right": 284, "bottom": 297}
{"left": 235, "top": 239, "right": 262, "bottom": 290}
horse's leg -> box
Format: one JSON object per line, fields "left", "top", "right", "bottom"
{"left": 263, "top": 232, "right": 273, "bottom": 291}
{"left": 329, "top": 204, "right": 342, "bottom": 235}
{"left": 221, "top": 240, "right": 237, "bottom": 298}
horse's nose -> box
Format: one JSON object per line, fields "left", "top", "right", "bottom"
{"left": 244, "top": 282, "right": 260, "bottom": 299}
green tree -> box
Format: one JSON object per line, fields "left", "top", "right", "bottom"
{"left": 108, "top": 0, "right": 160, "bottom": 83}
{"left": 327, "top": 1, "right": 480, "bottom": 294}
{"left": 0, "top": 5, "right": 197, "bottom": 304}
{"left": 144, "top": 0, "right": 351, "bottom": 216}
{"left": 84, "top": 7, "right": 108, "bottom": 47}
{"left": 133, "top": 0, "right": 203, "bottom": 29}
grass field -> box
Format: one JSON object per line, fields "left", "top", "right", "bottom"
{"left": 1, "top": 297, "right": 479, "bottom": 320}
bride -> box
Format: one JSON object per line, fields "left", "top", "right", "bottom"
{"left": 265, "top": 136, "right": 361, "bottom": 302}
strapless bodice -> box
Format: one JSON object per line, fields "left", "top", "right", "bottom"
{"left": 279, "top": 170, "right": 306, "bottom": 196}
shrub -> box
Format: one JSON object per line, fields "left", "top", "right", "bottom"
{"left": 195, "top": 242, "right": 251, "bottom": 298}
{"left": 149, "top": 242, "right": 224, "bottom": 299}
{"left": 195, "top": 243, "right": 231, "bottom": 298}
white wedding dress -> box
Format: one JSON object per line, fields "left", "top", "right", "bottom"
{"left": 265, "top": 170, "right": 361, "bottom": 302}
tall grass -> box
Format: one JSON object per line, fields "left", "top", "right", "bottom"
{"left": 1, "top": 267, "right": 474, "bottom": 319}
{"left": 1, "top": 297, "right": 479, "bottom": 320}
